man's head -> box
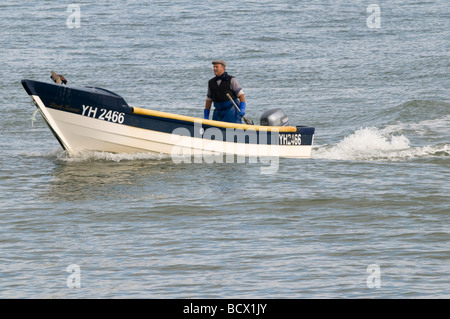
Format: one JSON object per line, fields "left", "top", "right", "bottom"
{"left": 212, "top": 60, "right": 226, "bottom": 77}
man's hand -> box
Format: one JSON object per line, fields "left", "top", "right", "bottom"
{"left": 204, "top": 108, "right": 210, "bottom": 120}
{"left": 239, "top": 101, "right": 246, "bottom": 117}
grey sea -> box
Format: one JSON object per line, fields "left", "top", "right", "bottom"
{"left": 1, "top": 1, "right": 449, "bottom": 299}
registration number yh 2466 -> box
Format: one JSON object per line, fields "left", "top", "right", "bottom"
{"left": 81, "top": 104, "right": 125, "bottom": 124}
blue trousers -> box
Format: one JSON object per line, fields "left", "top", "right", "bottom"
{"left": 212, "top": 100, "right": 242, "bottom": 124}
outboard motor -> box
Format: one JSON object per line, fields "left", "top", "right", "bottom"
{"left": 260, "top": 108, "right": 289, "bottom": 126}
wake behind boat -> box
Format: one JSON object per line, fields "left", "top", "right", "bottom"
{"left": 21, "top": 73, "right": 315, "bottom": 158}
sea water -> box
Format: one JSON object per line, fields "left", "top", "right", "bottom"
{"left": 0, "top": 1, "right": 449, "bottom": 298}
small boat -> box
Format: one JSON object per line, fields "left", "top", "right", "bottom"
{"left": 21, "top": 73, "right": 315, "bottom": 159}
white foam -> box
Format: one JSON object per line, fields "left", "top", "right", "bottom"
{"left": 21, "top": 149, "right": 170, "bottom": 162}
{"left": 57, "top": 151, "right": 170, "bottom": 163}
{"left": 313, "top": 126, "right": 449, "bottom": 161}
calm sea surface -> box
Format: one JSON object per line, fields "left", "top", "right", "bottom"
{"left": 0, "top": 1, "right": 449, "bottom": 298}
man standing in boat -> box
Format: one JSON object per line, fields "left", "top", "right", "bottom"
{"left": 204, "top": 60, "right": 247, "bottom": 123}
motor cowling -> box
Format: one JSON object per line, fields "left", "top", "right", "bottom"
{"left": 260, "top": 108, "right": 289, "bottom": 126}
